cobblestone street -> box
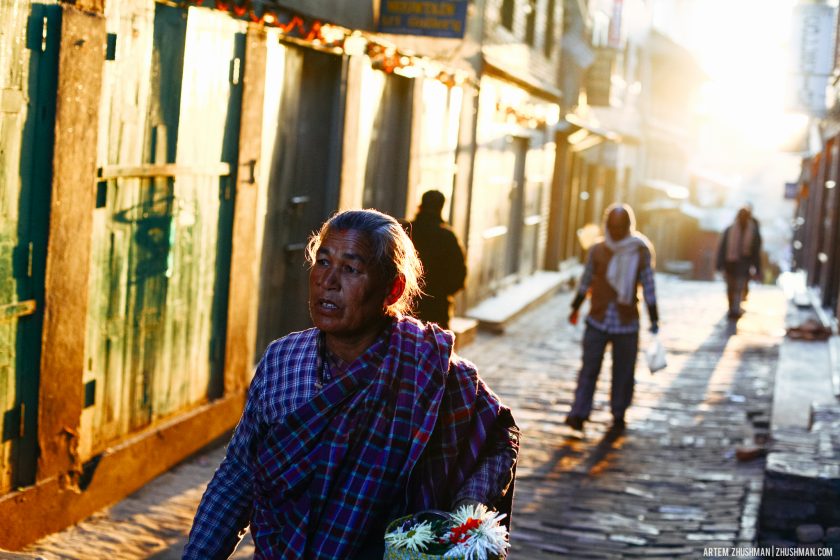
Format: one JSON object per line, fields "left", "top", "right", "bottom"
{"left": 6, "top": 276, "right": 787, "bottom": 559}
{"left": 462, "top": 276, "right": 785, "bottom": 559}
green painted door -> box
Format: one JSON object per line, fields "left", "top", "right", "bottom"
{"left": 0, "top": 0, "right": 59, "bottom": 492}
{"left": 81, "top": 1, "right": 244, "bottom": 459}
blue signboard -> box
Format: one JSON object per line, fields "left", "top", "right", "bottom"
{"left": 785, "top": 182, "right": 799, "bottom": 199}
{"left": 378, "top": 1, "right": 468, "bottom": 38}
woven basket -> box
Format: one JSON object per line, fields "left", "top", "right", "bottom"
{"left": 383, "top": 513, "right": 465, "bottom": 560}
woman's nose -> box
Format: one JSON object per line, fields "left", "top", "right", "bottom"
{"left": 321, "top": 266, "right": 339, "bottom": 288}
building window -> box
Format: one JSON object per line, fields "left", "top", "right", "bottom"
{"left": 544, "top": 0, "right": 555, "bottom": 57}
{"left": 525, "top": 0, "right": 536, "bottom": 45}
{"left": 501, "top": 0, "right": 514, "bottom": 30}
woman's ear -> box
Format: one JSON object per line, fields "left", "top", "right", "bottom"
{"left": 385, "top": 275, "right": 406, "bottom": 306}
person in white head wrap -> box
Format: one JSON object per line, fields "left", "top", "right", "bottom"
{"left": 566, "top": 204, "right": 659, "bottom": 433}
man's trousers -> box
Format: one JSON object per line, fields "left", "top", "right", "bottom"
{"left": 569, "top": 324, "right": 639, "bottom": 422}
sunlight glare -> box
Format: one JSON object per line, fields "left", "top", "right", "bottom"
{"left": 687, "top": 0, "right": 803, "bottom": 151}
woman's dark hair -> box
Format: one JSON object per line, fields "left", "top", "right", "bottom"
{"left": 305, "top": 209, "right": 424, "bottom": 316}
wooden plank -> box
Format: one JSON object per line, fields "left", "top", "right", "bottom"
{"left": 163, "top": 6, "right": 245, "bottom": 413}
{"left": 405, "top": 71, "right": 426, "bottom": 217}
{"left": 98, "top": 162, "right": 230, "bottom": 179}
{"left": 0, "top": 392, "right": 244, "bottom": 551}
{"left": 74, "top": 0, "right": 104, "bottom": 15}
{"left": 0, "top": 0, "right": 36, "bottom": 496}
{"left": 224, "top": 24, "right": 267, "bottom": 394}
{"left": 85, "top": 0, "right": 156, "bottom": 459}
{"left": 0, "top": 300, "right": 36, "bottom": 322}
{"left": 0, "top": 88, "right": 24, "bottom": 113}
{"left": 37, "top": 5, "right": 105, "bottom": 483}
{"left": 84, "top": 0, "right": 177, "bottom": 454}
{"left": 338, "top": 55, "right": 366, "bottom": 210}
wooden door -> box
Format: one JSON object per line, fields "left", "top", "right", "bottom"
{"left": 0, "top": 0, "right": 59, "bottom": 492}
{"left": 256, "top": 46, "right": 343, "bottom": 351}
{"left": 81, "top": 2, "right": 244, "bottom": 458}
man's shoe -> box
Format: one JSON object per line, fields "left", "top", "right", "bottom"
{"left": 609, "top": 418, "right": 626, "bottom": 433}
{"left": 565, "top": 415, "right": 584, "bottom": 431}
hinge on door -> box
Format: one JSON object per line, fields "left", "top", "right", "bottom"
{"left": 40, "top": 16, "right": 48, "bottom": 52}
{"left": 230, "top": 57, "right": 241, "bottom": 85}
{"left": 84, "top": 380, "right": 96, "bottom": 408}
{"left": 241, "top": 159, "right": 257, "bottom": 185}
{"left": 106, "top": 33, "right": 117, "bottom": 61}
{"left": 96, "top": 180, "right": 108, "bottom": 208}
{"left": 26, "top": 12, "right": 50, "bottom": 52}
{"left": 2, "top": 404, "right": 25, "bottom": 442}
{"left": 27, "top": 242, "right": 33, "bottom": 278}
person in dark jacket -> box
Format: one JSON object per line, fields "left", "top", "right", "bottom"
{"left": 409, "top": 190, "right": 467, "bottom": 330}
{"left": 716, "top": 206, "right": 762, "bottom": 320}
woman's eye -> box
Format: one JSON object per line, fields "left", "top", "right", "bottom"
{"left": 344, "top": 265, "right": 359, "bottom": 274}
{"left": 317, "top": 258, "right": 329, "bottom": 267}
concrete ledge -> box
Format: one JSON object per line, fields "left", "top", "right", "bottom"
{"left": 450, "top": 316, "right": 478, "bottom": 351}
{"left": 466, "top": 269, "right": 578, "bottom": 333}
{"left": 803, "top": 287, "right": 840, "bottom": 400}
{"left": 760, "top": 415, "right": 840, "bottom": 541}
{"left": 807, "top": 286, "right": 838, "bottom": 333}
{"left": 761, "top": 289, "right": 840, "bottom": 544}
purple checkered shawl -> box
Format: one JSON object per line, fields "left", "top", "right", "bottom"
{"left": 250, "top": 316, "right": 509, "bottom": 559}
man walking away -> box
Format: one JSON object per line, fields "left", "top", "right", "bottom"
{"left": 716, "top": 206, "right": 762, "bottom": 320}
{"left": 566, "top": 203, "right": 659, "bottom": 434}
{"left": 409, "top": 190, "right": 467, "bottom": 330}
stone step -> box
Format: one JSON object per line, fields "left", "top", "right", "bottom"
{"left": 450, "top": 316, "right": 478, "bottom": 351}
{"left": 466, "top": 269, "right": 580, "bottom": 333}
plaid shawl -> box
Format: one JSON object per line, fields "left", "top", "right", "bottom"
{"left": 250, "top": 316, "right": 510, "bottom": 559}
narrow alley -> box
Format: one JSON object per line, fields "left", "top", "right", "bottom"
{"left": 4, "top": 275, "right": 787, "bottom": 559}
{"left": 469, "top": 277, "right": 784, "bottom": 559}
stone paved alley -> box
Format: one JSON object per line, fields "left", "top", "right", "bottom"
{"left": 4, "top": 276, "right": 788, "bottom": 559}
{"left": 472, "top": 277, "right": 783, "bottom": 559}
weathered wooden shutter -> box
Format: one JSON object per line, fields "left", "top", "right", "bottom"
{"left": 0, "top": 0, "right": 59, "bottom": 492}
{"left": 81, "top": 2, "right": 244, "bottom": 459}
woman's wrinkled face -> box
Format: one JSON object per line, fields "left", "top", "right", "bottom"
{"left": 308, "top": 229, "right": 391, "bottom": 342}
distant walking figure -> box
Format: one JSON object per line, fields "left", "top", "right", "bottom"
{"left": 409, "top": 190, "right": 467, "bottom": 330}
{"left": 716, "top": 206, "right": 762, "bottom": 320}
{"left": 566, "top": 204, "right": 659, "bottom": 433}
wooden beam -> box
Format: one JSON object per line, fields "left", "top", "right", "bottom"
{"left": 404, "top": 74, "right": 425, "bottom": 218}
{"left": 37, "top": 5, "right": 105, "bottom": 484}
{"left": 98, "top": 162, "right": 231, "bottom": 179}
{"left": 66, "top": 0, "right": 105, "bottom": 15}
{"left": 338, "top": 55, "right": 366, "bottom": 211}
{"left": 544, "top": 129, "right": 571, "bottom": 270}
{"left": 0, "top": 300, "right": 36, "bottom": 322}
{"left": 0, "top": 393, "right": 245, "bottom": 550}
{"left": 223, "top": 24, "right": 268, "bottom": 394}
